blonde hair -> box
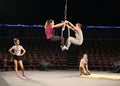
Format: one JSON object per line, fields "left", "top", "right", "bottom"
{"left": 77, "top": 23, "right": 83, "bottom": 27}
{"left": 44, "top": 19, "right": 54, "bottom": 29}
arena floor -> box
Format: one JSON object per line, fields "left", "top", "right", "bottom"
{"left": 0, "top": 70, "right": 120, "bottom": 86}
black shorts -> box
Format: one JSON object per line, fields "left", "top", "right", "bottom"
{"left": 13, "top": 55, "right": 22, "bottom": 61}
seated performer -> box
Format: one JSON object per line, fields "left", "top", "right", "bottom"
{"left": 79, "top": 53, "right": 90, "bottom": 76}
{"left": 44, "top": 19, "right": 68, "bottom": 51}
{"left": 62, "top": 21, "right": 83, "bottom": 51}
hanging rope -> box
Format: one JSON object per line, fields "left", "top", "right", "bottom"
{"left": 61, "top": 0, "right": 70, "bottom": 38}
{"left": 65, "top": 0, "right": 70, "bottom": 38}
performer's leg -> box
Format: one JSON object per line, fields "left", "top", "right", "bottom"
{"left": 18, "top": 60, "right": 26, "bottom": 77}
{"left": 51, "top": 36, "right": 64, "bottom": 47}
{"left": 66, "top": 37, "right": 73, "bottom": 50}
{"left": 79, "top": 67, "right": 84, "bottom": 76}
{"left": 66, "top": 37, "right": 83, "bottom": 50}
{"left": 62, "top": 37, "right": 75, "bottom": 51}
{"left": 13, "top": 59, "right": 18, "bottom": 77}
{"left": 66, "top": 37, "right": 81, "bottom": 49}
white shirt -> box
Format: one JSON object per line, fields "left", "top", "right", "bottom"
{"left": 11, "top": 45, "right": 24, "bottom": 56}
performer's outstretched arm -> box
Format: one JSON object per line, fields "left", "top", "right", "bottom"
{"left": 52, "top": 21, "right": 68, "bottom": 28}
{"left": 68, "top": 21, "right": 76, "bottom": 29}
{"left": 66, "top": 24, "right": 73, "bottom": 30}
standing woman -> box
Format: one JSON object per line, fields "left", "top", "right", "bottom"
{"left": 44, "top": 19, "right": 67, "bottom": 51}
{"left": 9, "top": 38, "right": 26, "bottom": 77}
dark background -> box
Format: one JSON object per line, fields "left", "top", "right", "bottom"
{"left": 0, "top": 0, "right": 120, "bottom": 25}
{"left": 0, "top": 0, "right": 120, "bottom": 39}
